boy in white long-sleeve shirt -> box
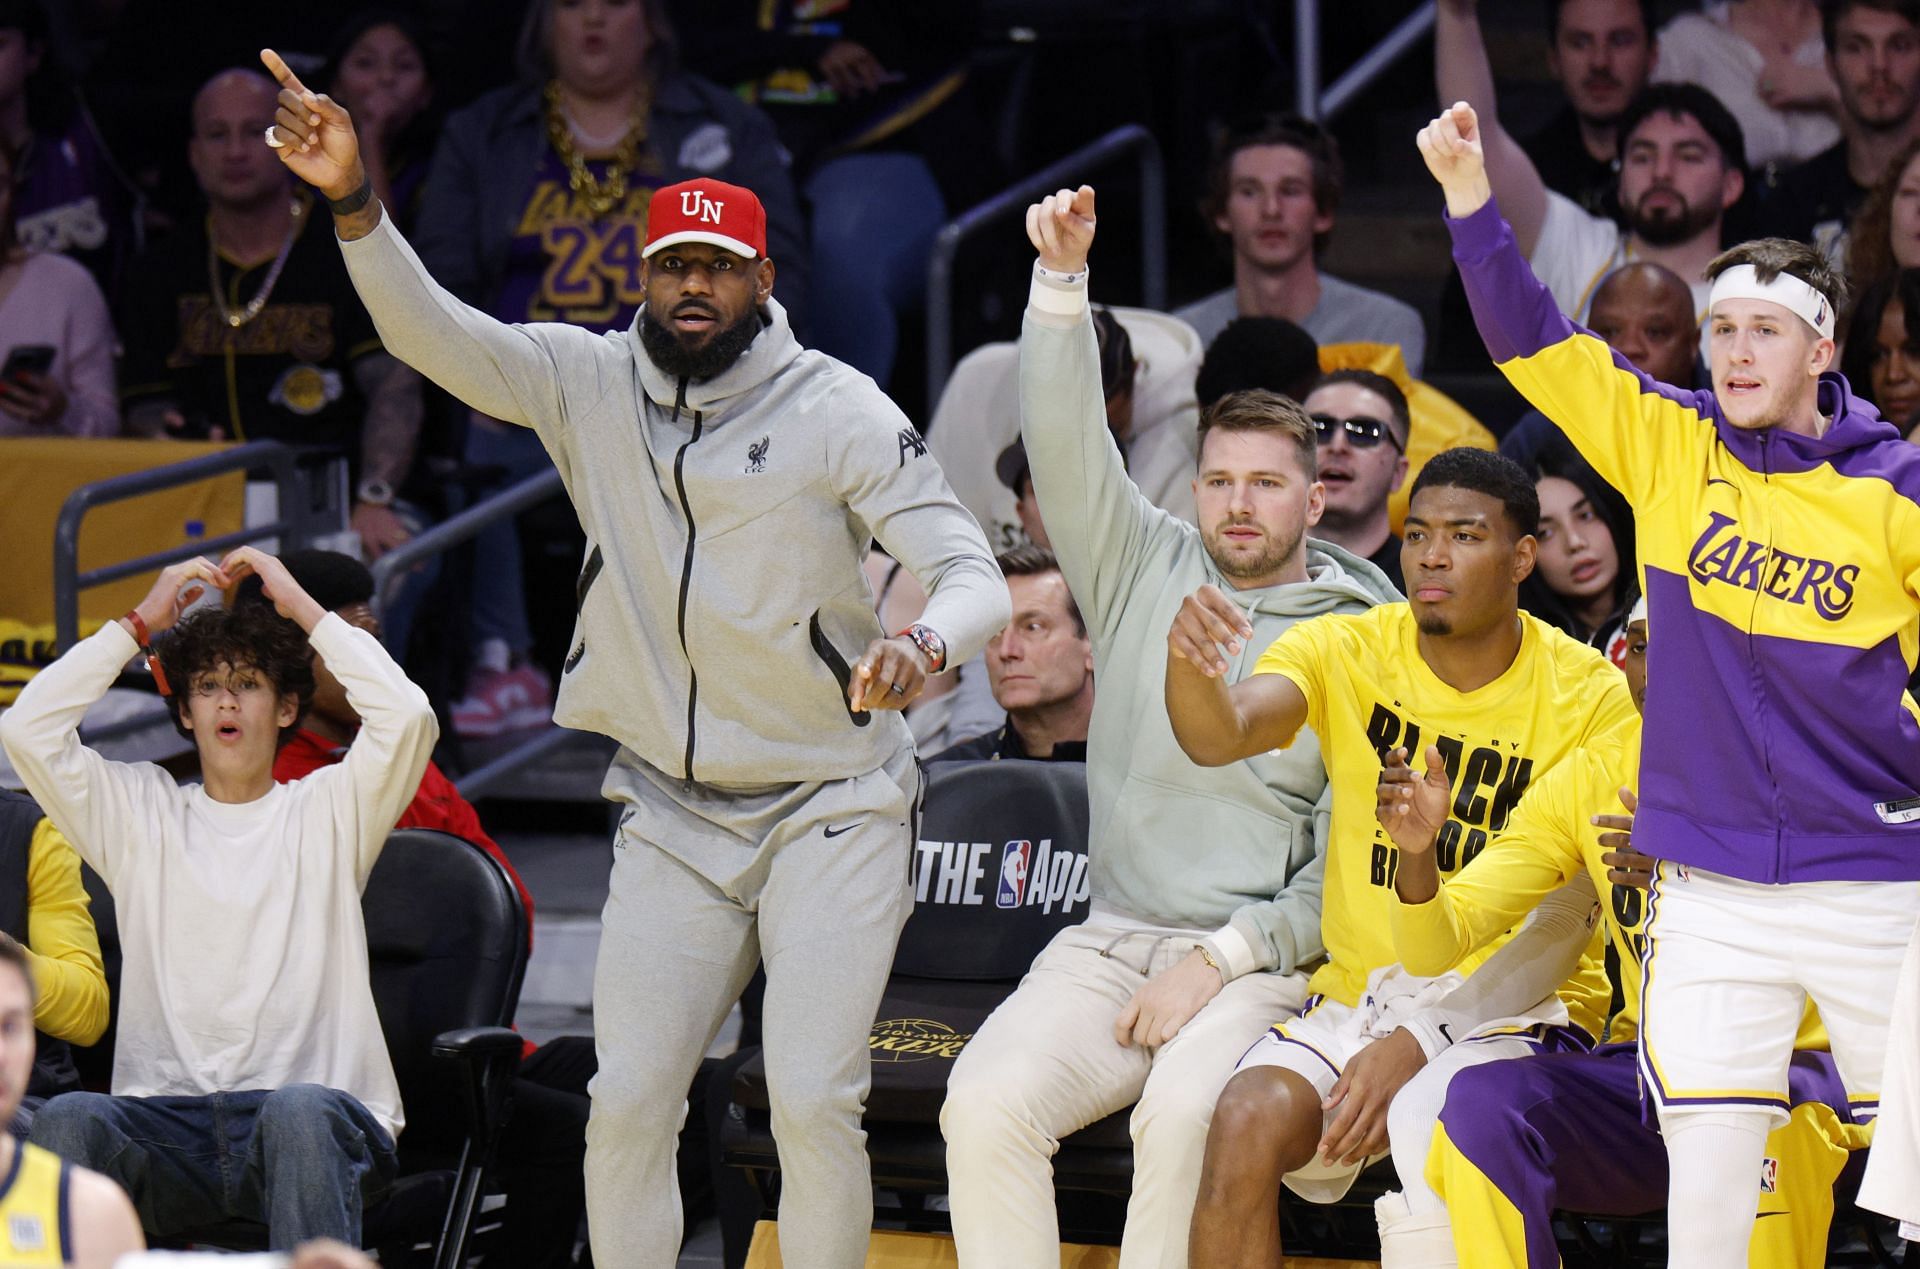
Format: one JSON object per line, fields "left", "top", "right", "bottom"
{"left": 0, "top": 546, "right": 438, "bottom": 1249}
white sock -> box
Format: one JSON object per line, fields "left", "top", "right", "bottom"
{"left": 1660, "top": 1110, "right": 1772, "bottom": 1268}
{"left": 475, "top": 637, "right": 511, "bottom": 675}
{"left": 1376, "top": 1190, "right": 1459, "bottom": 1268}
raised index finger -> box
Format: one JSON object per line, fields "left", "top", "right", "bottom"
{"left": 260, "top": 49, "right": 311, "bottom": 99}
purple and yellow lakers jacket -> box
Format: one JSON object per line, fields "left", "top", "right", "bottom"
{"left": 1450, "top": 199, "right": 1920, "bottom": 885}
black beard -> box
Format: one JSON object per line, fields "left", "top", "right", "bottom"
{"left": 639, "top": 307, "right": 763, "bottom": 380}
{"left": 1626, "top": 191, "right": 1715, "bottom": 247}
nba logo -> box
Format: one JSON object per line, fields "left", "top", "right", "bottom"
{"left": 997, "top": 840, "right": 1032, "bottom": 908}
{"left": 1759, "top": 1157, "right": 1779, "bottom": 1194}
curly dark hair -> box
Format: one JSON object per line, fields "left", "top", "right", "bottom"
{"left": 155, "top": 602, "right": 316, "bottom": 744}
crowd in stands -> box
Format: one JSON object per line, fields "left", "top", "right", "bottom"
{"left": 1, "top": 0, "right": 1911, "bottom": 719}
{"left": 0, "top": 0, "right": 1918, "bottom": 1262}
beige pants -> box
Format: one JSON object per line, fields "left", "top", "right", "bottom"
{"left": 940, "top": 916, "right": 1312, "bottom": 1269}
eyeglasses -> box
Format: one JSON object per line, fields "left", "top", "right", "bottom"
{"left": 1310, "top": 413, "right": 1402, "bottom": 452}
{"left": 188, "top": 671, "right": 269, "bottom": 699}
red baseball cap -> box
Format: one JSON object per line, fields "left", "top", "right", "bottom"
{"left": 643, "top": 178, "right": 767, "bottom": 260}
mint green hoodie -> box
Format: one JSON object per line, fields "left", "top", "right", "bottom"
{"left": 1021, "top": 268, "right": 1398, "bottom": 980}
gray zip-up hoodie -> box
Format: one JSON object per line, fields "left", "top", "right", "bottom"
{"left": 337, "top": 212, "right": 1007, "bottom": 784}
{"left": 1022, "top": 266, "right": 1398, "bottom": 980}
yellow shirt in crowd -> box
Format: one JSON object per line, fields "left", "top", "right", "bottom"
{"left": 25, "top": 818, "right": 109, "bottom": 1047}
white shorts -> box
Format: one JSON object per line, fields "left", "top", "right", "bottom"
{"left": 1235, "top": 968, "right": 1576, "bottom": 1203}
{"left": 1640, "top": 863, "right": 1920, "bottom": 1128}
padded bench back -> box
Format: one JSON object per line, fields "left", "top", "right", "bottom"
{"left": 898, "top": 759, "right": 1091, "bottom": 981}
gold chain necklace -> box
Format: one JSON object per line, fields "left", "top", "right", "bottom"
{"left": 544, "top": 80, "right": 651, "bottom": 218}
{"left": 208, "top": 195, "right": 307, "bottom": 329}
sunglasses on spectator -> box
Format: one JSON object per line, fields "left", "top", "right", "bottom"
{"left": 1310, "top": 413, "right": 1402, "bottom": 452}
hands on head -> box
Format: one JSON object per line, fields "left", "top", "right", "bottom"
{"left": 258, "top": 48, "right": 368, "bottom": 204}
{"left": 1025, "top": 185, "right": 1097, "bottom": 275}
{"left": 1416, "top": 101, "right": 1494, "bottom": 218}
{"left": 127, "top": 546, "right": 328, "bottom": 640}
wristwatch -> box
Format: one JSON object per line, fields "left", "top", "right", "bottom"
{"left": 899, "top": 623, "right": 947, "bottom": 674}
{"left": 356, "top": 477, "right": 395, "bottom": 507}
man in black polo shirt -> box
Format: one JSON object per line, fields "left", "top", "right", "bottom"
{"left": 120, "top": 68, "right": 423, "bottom": 564}
{"left": 934, "top": 546, "right": 1091, "bottom": 763}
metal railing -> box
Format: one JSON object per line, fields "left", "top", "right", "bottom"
{"left": 53, "top": 441, "right": 321, "bottom": 652}
{"left": 366, "top": 466, "right": 596, "bottom": 801}
{"left": 925, "top": 123, "right": 1165, "bottom": 417}
{"left": 369, "top": 467, "right": 564, "bottom": 612}
{"left": 1298, "top": 0, "right": 1438, "bottom": 121}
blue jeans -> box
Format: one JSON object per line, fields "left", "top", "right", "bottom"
{"left": 463, "top": 417, "right": 551, "bottom": 657}
{"left": 804, "top": 153, "right": 947, "bottom": 387}
{"left": 29, "top": 1084, "right": 396, "bottom": 1249}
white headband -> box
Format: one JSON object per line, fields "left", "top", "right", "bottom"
{"left": 1627, "top": 593, "right": 1648, "bottom": 627}
{"left": 1707, "top": 264, "right": 1835, "bottom": 341}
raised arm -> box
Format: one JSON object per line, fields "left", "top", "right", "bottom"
{"left": 1020, "top": 185, "right": 1177, "bottom": 638}
{"left": 233, "top": 545, "right": 437, "bottom": 884}
{"left": 259, "top": 48, "right": 593, "bottom": 433}
{"left": 1434, "top": 0, "right": 1550, "bottom": 253}
{"left": 1163, "top": 586, "right": 1311, "bottom": 766}
{"left": 0, "top": 558, "right": 228, "bottom": 884}
{"left": 1418, "top": 102, "right": 1708, "bottom": 507}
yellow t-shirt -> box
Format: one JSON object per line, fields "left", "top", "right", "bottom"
{"left": 26, "top": 819, "right": 109, "bottom": 1047}
{"left": 0, "top": 1141, "right": 68, "bottom": 1266}
{"left": 1254, "top": 604, "right": 1635, "bottom": 1024}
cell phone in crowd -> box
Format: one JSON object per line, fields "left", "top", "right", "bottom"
{"left": 0, "top": 343, "right": 54, "bottom": 384}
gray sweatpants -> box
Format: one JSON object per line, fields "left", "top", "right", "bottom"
{"left": 584, "top": 747, "right": 918, "bottom": 1269}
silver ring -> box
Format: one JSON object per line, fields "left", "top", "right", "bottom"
{"left": 264, "top": 126, "right": 286, "bottom": 150}
{"left": 888, "top": 682, "right": 907, "bottom": 696}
